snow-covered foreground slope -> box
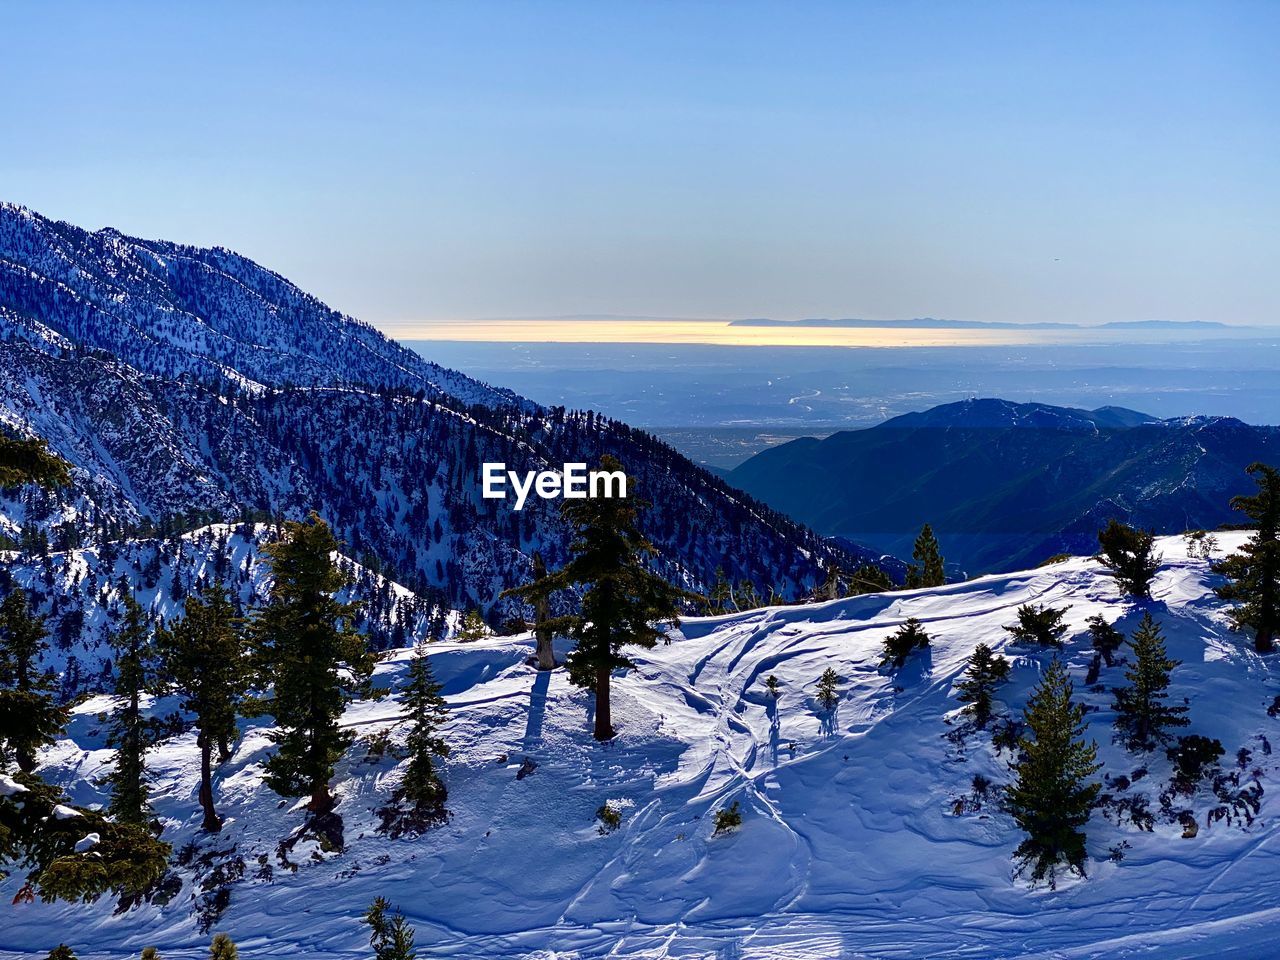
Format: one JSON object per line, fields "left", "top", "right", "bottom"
{"left": 5, "top": 534, "right": 1280, "bottom": 959}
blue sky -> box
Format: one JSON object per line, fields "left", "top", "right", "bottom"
{"left": 2, "top": 1, "right": 1276, "bottom": 328}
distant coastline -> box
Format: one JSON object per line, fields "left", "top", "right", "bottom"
{"left": 728, "top": 317, "right": 1236, "bottom": 330}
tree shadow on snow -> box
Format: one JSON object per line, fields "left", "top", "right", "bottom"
{"left": 522, "top": 668, "right": 552, "bottom": 751}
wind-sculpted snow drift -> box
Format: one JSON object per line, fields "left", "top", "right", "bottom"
{"left": 3, "top": 534, "right": 1280, "bottom": 959}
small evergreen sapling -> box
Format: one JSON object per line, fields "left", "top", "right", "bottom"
{"left": 380, "top": 644, "right": 450, "bottom": 835}
{"left": 1085, "top": 615, "right": 1124, "bottom": 667}
{"left": 1097, "top": 519, "right": 1160, "bottom": 598}
{"left": 454, "top": 609, "right": 491, "bottom": 643}
{"left": 764, "top": 675, "right": 780, "bottom": 699}
{"left": 596, "top": 803, "right": 622, "bottom": 834}
{"left": 208, "top": 933, "right": 238, "bottom": 960}
{"left": 1112, "top": 613, "right": 1189, "bottom": 750}
{"left": 1006, "top": 658, "right": 1101, "bottom": 886}
{"left": 1004, "top": 604, "right": 1070, "bottom": 648}
{"left": 713, "top": 801, "right": 742, "bottom": 835}
{"left": 955, "top": 643, "right": 1010, "bottom": 727}
{"left": 364, "top": 897, "right": 417, "bottom": 960}
{"left": 44, "top": 947, "right": 77, "bottom": 960}
{"left": 1183, "top": 529, "right": 1218, "bottom": 561}
{"left": 815, "top": 667, "right": 841, "bottom": 710}
{"left": 905, "top": 523, "right": 946, "bottom": 589}
{"left": 880, "top": 618, "right": 930, "bottom": 669}
{"left": 1214, "top": 463, "right": 1280, "bottom": 653}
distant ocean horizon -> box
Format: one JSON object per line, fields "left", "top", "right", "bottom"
{"left": 385, "top": 316, "right": 1266, "bottom": 348}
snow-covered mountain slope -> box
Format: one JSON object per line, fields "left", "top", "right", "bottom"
{"left": 5, "top": 534, "right": 1280, "bottom": 959}
{"left": 0, "top": 201, "right": 515, "bottom": 409}
{"left": 0, "top": 203, "right": 858, "bottom": 610}
{"left": 0, "top": 523, "right": 450, "bottom": 694}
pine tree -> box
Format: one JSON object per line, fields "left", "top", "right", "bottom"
{"left": 387, "top": 644, "right": 450, "bottom": 831}
{"left": 821, "top": 565, "right": 840, "bottom": 601}
{"left": 453, "top": 609, "right": 491, "bottom": 643}
{"left": 106, "top": 587, "right": 157, "bottom": 826}
{"left": 764, "top": 675, "right": 780, "bottom": 699}
{"left": 1004, "top": 603, "right": 1070, "bottom": 647}
{"left": 815, "top": 667, "right": 841, "bottom": 710}
{"left": 847, "top": 563, "right": 893, "bottom": 596}
{"left": 1097, "top": 519, "right": 1160, "bottom": 598}
{"left": 1112, "top": 612, "right": 1189, "bottom": 750}
{"left": 1006, "top": 658, "right": 1101, "bottom": 886}
{"left": 156, "top": 584, "right": 249, "bottom": 832}
{"left": 208, "top": 933, "right": 238, "bottom": 960}
{"left": 955, "top": 643, "right": 1010, "bottom": 727}
{"left": 1085, "top": 614, "right": 1124, "bottom": 667}
{"left": 503, "top": 456, "right": 684, "bottom": 741}
{"left": 252, "top": 514, "right": 377, "bottom": 816}
{"left": 1214, "top": 463, "right": 1280, "bottom": 653}
{"left": 0, "top": 589, "right": 68, "bottom": 773}
{"left": 708, "top": 567, "right": 732, "bottom": 614}
{"left": 44, "top": 947, "right": 77, "bottom": 960}
{"left": 364, "top": 897, "right": 417, "bottom": 960}
{"left": 879, "top": 618, "right": 930, "bottom": 668}
{"left": 905, "top": 523, "right": 946, "bottom": 589}
{"left": 530, "top": 552, "right": 556, "bottom": 670}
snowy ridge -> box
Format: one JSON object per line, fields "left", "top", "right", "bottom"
{"left": 0, "top": 202, "right": 517, "bottom": 410}
{"left": 3, "top": 534, "right": 1280, "bottom": 958}
{"left": 0, "top": 524, "right": 451, "bottom": 694}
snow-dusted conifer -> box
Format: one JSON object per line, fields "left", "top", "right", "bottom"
{"left": 905, "top": 523, "right": 946, "bottom": 588}
{"left": 156, "top": 583, "right": 248, "bottom": 832}
{"left": 1097, "top": 519, "right": 1160, "bottom": 598}
{"left": 106, "top": 587, "right": 157, "bottom": 826}
{"left": 253, "top": 514, "right": 376, "bottom": 816}
{"left": 955, "top": 643, "right": 1010, "bottom": 727}
{"left": 0, "top": 589, "right": 67, "bottom": 773}
{"left": 880, "top": 618, "right": 930, "bottom": 668}
{"left": 1006, "top": 658, "right": 1100, "bottom": 886}
{"left": 1112, "top": 613, "right": 1188, "bottom": 750}
{"left": 1215, "top": 463, "right": 1280, "bottom": 652}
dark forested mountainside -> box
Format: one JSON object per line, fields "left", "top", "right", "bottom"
{"left": 729, "top": 397, "right": 1280, "bottom": 573}
{"left": 0, "top": 203, "right": 854, "bottom": 614}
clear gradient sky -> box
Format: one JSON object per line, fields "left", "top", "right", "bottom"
{"left": 2, "top": 1, "right": 1276, "bottom": 332}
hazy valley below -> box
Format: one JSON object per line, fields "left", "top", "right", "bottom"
{"left": 409, "top": 338, "right": 1280, "bottom": 468}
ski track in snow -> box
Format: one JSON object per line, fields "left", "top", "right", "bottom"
{"left": 4, "top": 534, "right": 1280, "bottom": 958}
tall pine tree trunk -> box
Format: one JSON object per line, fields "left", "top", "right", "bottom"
{"left": 197, "top": 731, "right": 222, "bottom": 832}
{"left": 593, "top": 667, "right": 614, "bottom": 741}
{"left": 532, "top": 552, "right": 556, "bottom": 670}
{"left": 535, "top": 626, "right": 555, "bottom": 671}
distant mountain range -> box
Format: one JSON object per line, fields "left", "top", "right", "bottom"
{"left": 0, "top": 202, "right": 856, "bottom": 620}
{"left": 729, "top": 317, "right": 1235, "bottom": 330}
{"left": 728, "top": 398, "right": 1280, "bottom": 574}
